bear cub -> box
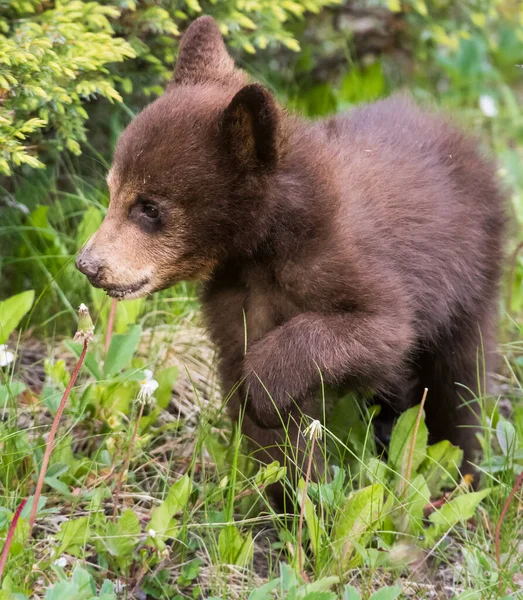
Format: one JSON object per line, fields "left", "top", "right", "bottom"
{"left": 76, "top": 16, "right": 505, "bottom": 491}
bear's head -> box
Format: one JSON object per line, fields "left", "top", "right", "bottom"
{"left": 76, "top": 16, "right": 286, "bottom": 299}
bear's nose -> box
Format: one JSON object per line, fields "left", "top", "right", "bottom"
{"left": 76, "top": 251, "right": 101, "bottom": 284}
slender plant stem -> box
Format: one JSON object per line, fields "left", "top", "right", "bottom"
{"left": 495, "top": 469, "right": 523, "bottom": 593}
{"left": 28, "top": 340, "right": 88, "bottom": 536}
{"left": 112, "top": 402, "right": 145, "bottom": 521}
{"left": 297, "top": 436, "right": 316, "bottom": 582}
{"left": 105, "top": 298, "right": 118, "bottom": 354}
{"left": 0, "top": 498, "right": 28, "bottom": 582}
{"left": 401, "top": 387, "right": 429, "bottom": 496}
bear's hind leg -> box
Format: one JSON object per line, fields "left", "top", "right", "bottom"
{"left": 418, "top": 318, "right": 496, "bottom": 476}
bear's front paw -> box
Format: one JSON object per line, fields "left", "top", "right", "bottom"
{"left": 241, "top": 356, "right": 294, "bottom": 429}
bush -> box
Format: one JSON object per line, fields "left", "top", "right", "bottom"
{"left": 0, "top": 0, "right": 340, "bottom": 176}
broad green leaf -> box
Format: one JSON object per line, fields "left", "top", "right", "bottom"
{"left": 388, "top": 404, "right": 428, "bottom": 478}
{"left": 255, "top": 461, "right": 286, "bottom": 487}
{"left": 102, "top": 509, "right": 140, "bottom": 567}
{"left": 0, "top": 291, "right": 34, "bottom": 343}
{"left": 248, "top": 578, "right": 281, "bottom": 600}
{"left": 0, "top": 381, "right": 26, "bottom": 407}
{"left": 55, "top": 516, "right": 91, "bottom": 556}
{"left": 155, "top": 366, "right": 179, "bottom": 409}
{"left": 148, "top": 474, "right": 191, "bottom": 548}
{"left": 104, "top": 325, "right": 142, "bottom": 378}
{"left": 114, "top": 299, "right": 145, "bottom": 333}
{"left": 419, "top": 440, "right": 463, "bottom": 495}
{"left": 332, "top": 484, "right": 384, "bottom": 568}
{"left": 71, "top": 565, "right": 95, "bottom": 595}
{"left": 301, "top": 593, "right": 336, "bottom": 600}
{"left": 344, "top": 585, "right": 362, "bottom": 600}
{"left": 298, "top": 479, "right": 324, "bottom": 557}
{"left": 21, "top": 495, "right": 47, "bottom": 520}
{"left": 496, "top": 418, "right": 518, "bottom": 457}
{"left": 427, "top": 488, "right": 491, "bottom": 540}
{"left": 302, "top": 576, "right": 339, "bottom": 593}
{"left": 395, "top": 474, "right": 430, "bottom": 535}
{"left": 44, "top": 582, "right": 79, "bottom": 600}
{"left": 369, "top": 587, "right": 402, "bottom": 600}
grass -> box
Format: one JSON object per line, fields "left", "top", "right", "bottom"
{"left": 0, "top": 122, "right": 522, "bottom": 600}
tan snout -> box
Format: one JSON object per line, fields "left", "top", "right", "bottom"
{"left": 76, "top": 221, "right": 154, "bottom": 300}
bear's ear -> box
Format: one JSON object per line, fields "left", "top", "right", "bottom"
{"left": 172, "top": 16, "right": 239, "bottom": 86}
{"left": 220, "top": 84, "right": 281, "bottom": 171}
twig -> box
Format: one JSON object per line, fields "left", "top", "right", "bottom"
{"left": 0, "top": 498, "right": 28, "bottom": 582}
{"left": 112, "top": 402, "right": 145, "bottom": 521}
{"left": 495, "top": 469, "right": 523, "bottom": 593}
{"left": 28, "top": 339, "right": 89, "bottom": 535}
{"left": 105, "top": 298, "right": 118, "bottom": 354}
{"left": 401, "top": 388, "right": 429, "bottom": 496}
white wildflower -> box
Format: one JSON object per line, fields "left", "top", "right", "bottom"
{"left": 0, "top": 344, "right": 14, "bottom": 368}
{"left": 148, "top": 528, "right": 156, "bottom": 538}
{"left": 479, "top": 95, "right": 498, "bottom": 118}
{"left": 53, "top": 557, "right": 67, "bottom": 568}
{"left": 303, "top": 419, "right": 323, "bottom": 441}
{"left": 137, "top": 369, "right": 159, "bottom": 405}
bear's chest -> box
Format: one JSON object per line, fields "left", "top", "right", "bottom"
{"left": 243, "top": 266, "right": 298, "bottom": 343}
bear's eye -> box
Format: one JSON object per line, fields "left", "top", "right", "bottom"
{"left": 141, "top": 203, "right": 159, "bottom": 220}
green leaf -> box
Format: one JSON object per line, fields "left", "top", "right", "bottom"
{"left": 44, "top": 582, "right": 79, "bottom": 600}
{"left": 419, "top": 440, "right": 463, "bottom": 495}
{"left": 427, "top": 488, "right": 492, "bottom": 540}
{"left": 113, "top": 299, "right": 145, "bottom": 333}
{"left": 496, "top": 418, "right": 518, "bottom": 457}
{"left": 66, "top": 341, "right": 102, "bottom": 380}
{"left": 369, "top": 586, "right": 402, "bottom": 600}
{"left": 254, "top": 461, "right": 286, "bottom": 487}
{"left": 388, "top": 404, "right": 428, "bottom": 478}
{"left": 21, "top": 495, "right": 47, "bottom": 520}
{"left": 0, "top": 381, "right": 26, "bottom": 408}
{"left": 395, "top": 474, "right": 430, "bottom": 535}
{"left": 218, "top": 524, "right": 254, "bottom": 567}
{"left": 77, "top": 206, "right": 103, "bottom": 249}
{"left": 155, "top": 366, "right": 179, "bottom": 409}
{"left": 332, "top": 484, "right": 385, "bottom": 568}
{"left": 0, "top": 291, "right": 35, "bottom": 343}
{"left": 103, "top": 325, "right": 142, "bottom": 378}
{"left": 55, "top": 516, "right": 91, "bottom": 557}
{"left": 302, "top": 577, "right": 339, "bottom": 593}
{"left": 298, "top": 479, "right": 324, "bottom": 557}
{"left": 248, "top": 578, "right": 281, "bottom": 600}
{"left": 344, "top": 586, "right": 362, "bottom": 600}
{"left": 148, "top": 475, "right": 191, "bottom": 549}
{"left": 71, "top": 565, "right": 95, "bottom": 595}
{"left": 102, "top": 509, "right": 140, "bottom": 567}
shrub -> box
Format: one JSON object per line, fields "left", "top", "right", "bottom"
{"left": 0, "top": 0, "right": 340, "bottom": 176}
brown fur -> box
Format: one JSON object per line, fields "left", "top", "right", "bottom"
{"left": 77, "top": 17, "right": 505, "bottom": 494}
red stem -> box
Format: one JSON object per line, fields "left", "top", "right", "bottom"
{"left": 28, "top": 340, "right": 88, "bottom": 536}
{"left": 105, "top": 299, "right": 118, "bottom": 354}
{"left": 495, "top": 469, "right": 523, "bottom": 593}
{"left": 0, "top": 498, "right": 28, "bottom": 582}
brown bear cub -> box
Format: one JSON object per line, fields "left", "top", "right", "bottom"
{"left": 77, "top": 16, "right": 505, "bottom": 496}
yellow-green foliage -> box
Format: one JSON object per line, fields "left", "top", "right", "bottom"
{"left": 0, "top": 0, "right": 340, "bottom": 176}
{"left": 0, "top": 1, "right": 135, "bottom": 174}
